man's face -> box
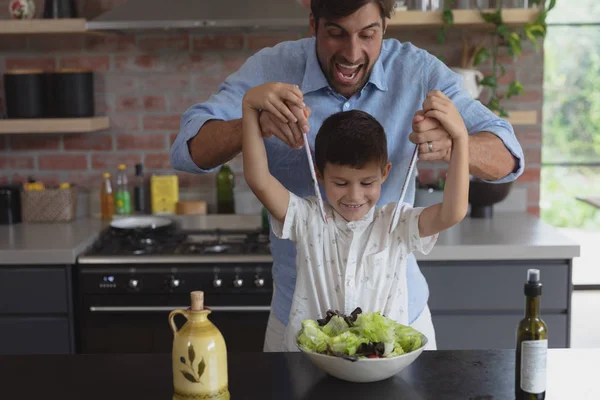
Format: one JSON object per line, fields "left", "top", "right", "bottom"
{"left": 310, "top": 2, "right": 385, "bottom": 98}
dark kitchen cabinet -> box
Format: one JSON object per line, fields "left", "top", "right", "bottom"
{"left": 0, "top": 266, "right": 75, "bottom": 355}
{"left": 419, "top": 259, "right": 572, "bottom": 350}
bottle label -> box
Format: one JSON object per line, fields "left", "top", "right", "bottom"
{"left": 520, "top": 339, "right": 547, "bottom": 394}
{"left": 115, "top": 191, "right": 131, "bottom": 215}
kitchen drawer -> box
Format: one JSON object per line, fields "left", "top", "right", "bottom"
{"left": 0, "top": 317, "right": 71, "bottom": 354}
{"left": 0, "top": 267, "right": 69, "bottom": 314}
{"left": 432, "top": 314, "right": 568, "bottom": 350}
{"left": 420, "top": 261, "right": 569, "bottom": 311}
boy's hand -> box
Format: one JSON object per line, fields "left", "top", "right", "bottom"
{"left": 422, "top": 90, "right": 468, "bottom": 142}
{"left": 244, "top": 83, "right": 305, "bottom": 125}
{"left": 409, "top": 111, "right": 452, "bottom": 162}
{"left": 259, "top": 103, "right": 311, "bottom": 149}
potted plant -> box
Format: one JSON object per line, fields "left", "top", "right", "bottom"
{"left": 439, "top": 0, "right": 556, "bottom": 116}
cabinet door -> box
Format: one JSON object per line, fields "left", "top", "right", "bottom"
{"left": 420, "top": 261, "right": 569, "bottom": 311}
{"left": 0, "top": 318, "right": 71, "bottom": 354}
{"left": 431, "top": 314, "right": 568, "bottom": 350}
{"left": 0, "top": 267, "right": 68, "bottom": 314}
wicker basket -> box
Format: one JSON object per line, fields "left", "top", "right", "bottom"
{"left": 21, "top": 186, "right": 78, "bottom": 223}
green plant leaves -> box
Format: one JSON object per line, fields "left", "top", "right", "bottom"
{"left": 507, "top": 81, "right": 525, "bottom": 99}
{"left": 480, "top": 76, "right": 498, "bottom": 88}
{"left": 473, "top": 48, "right": 490, "bottom": 67}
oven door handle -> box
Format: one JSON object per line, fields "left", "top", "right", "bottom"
{"left": 89, "top": 306, "right": 271, "bottom": 312}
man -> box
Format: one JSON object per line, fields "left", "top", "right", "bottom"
{"left": 170, "top": 0, "right": 524, "bottom": 351}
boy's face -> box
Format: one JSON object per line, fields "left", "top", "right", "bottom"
{"left": 319, "top": 161, "right": 391, "bottom": 222}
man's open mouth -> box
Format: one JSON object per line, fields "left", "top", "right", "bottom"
{"left": 334, "top": 62, "right": 363, "bottom": 84}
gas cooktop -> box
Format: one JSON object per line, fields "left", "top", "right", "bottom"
{"left": 78, "top": 227, "right": 273, "bottom": 264}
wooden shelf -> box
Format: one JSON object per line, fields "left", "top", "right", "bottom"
{"left": 388, "top": 8, "right": 540, "bottom": 28}
{"left": 0, "top": 18, "right": 87, "bottom": 34}
{"left": 0, "top": 117, "right": 110, "bottom": 134}
{"left": 502, "top": 110, "right": 537, "bottom": 126}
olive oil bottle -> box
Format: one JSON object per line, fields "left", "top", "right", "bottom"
{"left": 515, "top": 269, "right": 548, "bottom": 400}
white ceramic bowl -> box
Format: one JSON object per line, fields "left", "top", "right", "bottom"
{"left": 297, "top": 334, "right": 428, "bottom": 383}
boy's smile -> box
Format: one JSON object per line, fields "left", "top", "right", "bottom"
{"left": 319, "top": 161, "right": 391, "bottom": 222}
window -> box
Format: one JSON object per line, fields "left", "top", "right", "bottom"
{"left": 542, "top": 0, "right": 600, "bottom": 229}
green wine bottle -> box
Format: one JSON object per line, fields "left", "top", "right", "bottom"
{"left": 216, "top": 163, "right": 235, "bottom": 214}
{"left": 515, "top": 269, "right": 548, "bottom": 400}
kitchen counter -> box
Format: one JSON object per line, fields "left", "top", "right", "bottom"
{"left": 0, "top": 218, "right": 106, "bottom": 265}
{"left": 1, "top": 349, "right": 597, "bottom": 399}
{"left": 0, "top": 212, "right": 579, "bottom": 265}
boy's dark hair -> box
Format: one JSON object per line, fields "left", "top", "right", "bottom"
{"left": 310, "top": 0, "right": 395, "bottom": 27}
{"left": 315, "top": 110, "right": 388, "bottom": 174}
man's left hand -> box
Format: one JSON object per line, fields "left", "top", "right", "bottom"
{"left": 409, "top": 110, "right": 453, "bottom": 162}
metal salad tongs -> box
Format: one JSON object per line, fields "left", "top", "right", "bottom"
{"left": 303, "top": 132, "right": 328, "bottom": 223}
{"left": 389, "top": 145, "right": 419, "bottom": 233}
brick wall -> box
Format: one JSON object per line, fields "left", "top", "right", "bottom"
{"left": 0, "top": 0, "right": 542, "bottom": 215}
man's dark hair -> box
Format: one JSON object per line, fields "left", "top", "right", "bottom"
{"left": 310, "top": 0, "right": 395, "bottom": 26}
{"left": 315, "top": 110, "right": 388, "bottom": 175}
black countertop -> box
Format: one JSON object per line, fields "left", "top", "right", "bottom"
{"left": 1, "top": 349, "right": 596, "bottom": 400}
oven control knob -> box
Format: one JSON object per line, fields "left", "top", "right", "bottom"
{"left": 213, "top": 278, "right": 223, "bottom": 288}
{"left": 128, "top": 279, "right": 139, "bottom": 289}
{"left": 169, "top": 278, "right": 180, "bottom": 289}
{"left": 254, "top": 277, "right": 265, "bottom": 288}
{"left": 233, "top": 277, "right": 244, "bottom": 288}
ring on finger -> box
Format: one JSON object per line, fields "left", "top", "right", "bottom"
{"left": 427, "top": 141, "right": 434, "bottom": 153}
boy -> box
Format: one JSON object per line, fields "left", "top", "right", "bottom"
{"left": 242, "top": 82, "right": 469, "bottom": 352}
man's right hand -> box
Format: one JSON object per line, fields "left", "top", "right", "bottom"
{"left": 259, "top": 103, "right": 311, "bottom": 149}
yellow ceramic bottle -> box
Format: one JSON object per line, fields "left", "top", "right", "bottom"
{"left": 170, "top": 291, "right": 229, "bottom": 400}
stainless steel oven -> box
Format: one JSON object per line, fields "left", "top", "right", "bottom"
{"left": 76, "top": 225, "right": 274, "bottom": 354}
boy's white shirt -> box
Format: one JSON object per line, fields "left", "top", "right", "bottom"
{"left": 270, "top": 192, "right": 439, "bottom": 352}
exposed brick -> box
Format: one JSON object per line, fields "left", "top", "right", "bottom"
{"left": 109, "top": 115, "right": 140, "bottom": 132}
{"left": 65, "top": 172, "right": 104, "bottom": 189}
{"left": 95, "top": 74, "right": 137, "bottom": 94}
{"left": 116, "top": 95, "right": 166, "bottom": 112}
{"left": 194, "top": 73, "right": 229, "bottom": 92}
{"left": 0, "top": 136, "right": 6, "bottom": 151}
{"left": 168, "top": 93, "right": 208, "bottom": 113}
{"left": 222, "top": 53, "right": 251, "bottom": 73}
{"left": 59, "top": 56, "right": 110, "bottom": 72}
{"left": 143, "top": 114, "right": 181, "bottom": 131}
{"left": 170, "top": 133, "right": 179, "bottom": 146}
{"left": 247, "top": 32, "right": 302, "bottom": 50}
{"left": 193, "top": 35, "right": 245, "bottom": 51}
{"left": 63, "top": 134, "right": 113, "bottom": 151}
{"left": 500, "top": 88, "right": 543, "bottom": 104}
{"left": 91, "top": 153, "right": 142, "bottom": 170}
{"left": 145, "top": 153, "right": 172, "bottom": 169}
{"left": 169, "top": 53, "right": 221, "bottom": 73}
{"left": 137, "top": 34, "right": 190, "bottom": 52}
{"left": 515, "top": 127, "right": 541, "bottom": 146}
{"left": 85, "top": 35, "right": 137, "bottom": 52}
{"left": 12, "top": 173, "right": 61, "bottom": 186}
{"left": 138, "top": 73, "right": 192, "bottom": 92}
{"left": 114, "top": 55, "right": 167, "bottom": 72}
{"left": 5, "top": 57, "right": 56, "bottom": 71}
{"left": 517, "top": 168, "right": 540, "bottom": 183}
{"left": 94, "top": 93, "right": 114, "bottom": 114}
{"left": 527, "top": 185, "right": 540, "bottom": 204}
{"left": 117, "top": 134, "right": 166, "bottom": 151}
{"left": 527, "top": 206, "right": 540, "bottom": 217}
{"left": 0, "top": 176, "right": 8, "bottom": 185}
{"left": 176, "top": 172, "right": 216, "bottom": 188}
{"left": 9, "top": 135, "right": 60, "bottom": 151}
{"left": 28, "top": 35, "right": 85, "bottom": 52}
{"left": 0, "top": 36, "right": 28, "bottom": 52}
{"left": 39, "top": 154, "right": 88, "bottom": 170}
{"left": 0, "top": 155, "right": 34, "bottom": 169}
{"left": 524, "top": 147, "right": 542, "bottom": 165}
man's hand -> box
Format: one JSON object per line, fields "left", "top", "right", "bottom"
{"left": 409, "top": 110, "right": 452, "bottom": 162}
{"left": 259, "top": 103, "right": 311, "bottom": 149}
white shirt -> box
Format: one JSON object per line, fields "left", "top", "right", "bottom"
{"left": 271, "top": 192, "right": 438, "bottom": 351}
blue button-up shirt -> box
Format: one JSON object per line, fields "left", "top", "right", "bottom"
{"left": 171, "top": 37, "right": 524, "bottom": 326}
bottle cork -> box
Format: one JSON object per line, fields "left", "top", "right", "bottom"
{"left": 190, "top": 291, "right": 204, "bottom": 311}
